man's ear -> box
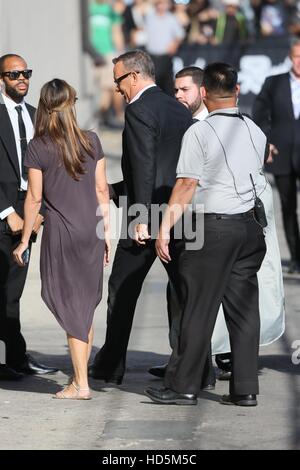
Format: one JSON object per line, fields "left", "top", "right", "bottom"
{"left": 200, "top": 86, "right": 206, "bottom": 99}
{"left": 132, "top": 71, "right": 139, "bottom": 86}
{"left": 235, "top": 84, "right": 240, "bottom": 98}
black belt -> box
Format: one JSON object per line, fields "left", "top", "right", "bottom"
{"left": 204, "top": 209, "right": 254, "bottom": 220}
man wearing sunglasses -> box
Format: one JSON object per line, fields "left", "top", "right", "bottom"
{"left": 89, "top": 49, "right": 192, "bottom": 384}
{"left": 0, "top": 54, "right": 58, "bottom": 380}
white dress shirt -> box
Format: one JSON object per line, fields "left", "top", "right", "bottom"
{"left": 0, "top": 93, "right": 34, "bottom": 220}
{"left": 129, "top": 84, "right": 156, "bottom": 105}
{"left": 194, "top": 106, "right": 209, "bottom": 121}
{"left": 290, "top": 72, "right": 300, "bottom": 120}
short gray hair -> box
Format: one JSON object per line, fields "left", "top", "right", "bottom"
{"left": 113, "top": 50, "right": 155, "bottom": 80}
{"left": 290, "top": 38, "right": 300, "bottom": 52}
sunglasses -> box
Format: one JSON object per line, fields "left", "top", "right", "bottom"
{"left": 114, "top": 71, "right": 139, "bottom": 87}
{"left": 2, "top": 69, "right": 32, "bottom": 80}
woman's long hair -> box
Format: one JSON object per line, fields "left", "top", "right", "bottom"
{"left": 34, "top": 78, "right": 93, "bottom": 180}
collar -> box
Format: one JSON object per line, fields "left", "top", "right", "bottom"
{"left": 194, "top": 107, "right": 209, "bottom": 121}
{"left": 208, "top": 107, "right": 239, "bottom": 117}
{"left": 290, "top": 71, "right": 300, "bottom": 83}
{"left": 1, "top": 93, "right": 26, "bottom": 112}
{"left": 129, "top": 84, "right": 156, "bottom": 104}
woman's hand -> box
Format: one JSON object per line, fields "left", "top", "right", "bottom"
{"left": 32, "top": 214, "right": 44, "bottom": 234}
{"left": 13, "top": 241, "right": 29, "bottom": 267}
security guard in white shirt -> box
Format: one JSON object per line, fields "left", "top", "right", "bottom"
{"left": 147, "top": 62, "right": 267, "bottom": 406}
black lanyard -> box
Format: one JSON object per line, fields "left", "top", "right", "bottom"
{"left": 209, "top": 112, "right": 245, "bottom": 120}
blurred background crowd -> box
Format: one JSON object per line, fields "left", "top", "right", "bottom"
{"left": 90, "top": 0, "right": 300, "bottom": 51}
{"left": 87, "top": 0, "right": 298, "bottom": 127}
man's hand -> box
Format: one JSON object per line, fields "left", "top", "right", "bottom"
{"left": 32, "top": 214, "right": 44, "bottom": 234}
{"left": 135, "top": 223, "right": 151, "bottom": 245}
{"left": 267, "top": 143, "right": 278, "bottom": 164}
{"left": 155, "top": 231, "right": 171, "bottom": 264}
{"left": 6, "top": 212, "right": 23, "bottom": 234}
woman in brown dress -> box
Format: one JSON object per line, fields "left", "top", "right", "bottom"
{"left": 14, "top": 79, "right": 110, "bottom": 399}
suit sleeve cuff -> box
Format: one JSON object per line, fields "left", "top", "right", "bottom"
{"left": 0, "top": 207, "right": 15, "bottom": 220}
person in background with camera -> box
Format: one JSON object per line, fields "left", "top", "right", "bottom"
{"left": 0, "top": 53, "right": 58, "bottom": 381}
{"left": 13, "top": 79, "right": 110, "bottom": 399}
{"left": 122, "top": 0, "right": 154, "bottom": 49}
{"left": 173, "top": 0, "right": 191, "bottom": 34}
{"left": 146, "top": 62, "right": 267, "bottom": 406}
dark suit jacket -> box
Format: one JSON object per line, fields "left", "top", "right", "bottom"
{"left": 119, "top": 86, "right": 192, "bottom": 227}
{"left": 0, "top": 99, "right": 36, "bottom": 215}
{"left": 252, "top": 72, "right": 300, "bottom": 175}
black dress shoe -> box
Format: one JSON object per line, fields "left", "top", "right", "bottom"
{"left": 220, "top": 394, "right": 257, "bottom": 406}
{"left": 218, "top": 370, "right": 232, "bottom": 381}
{"left": 145, "top": 387, "right": 197, "bottom": 405}
{"left": 215, "top": 353, "right": 232, "bottom": 372}
{"left": 148, "top": 364, "right": 167, "bottom": 378}
{"left": 12, "top": 354, "right": 58, "bottom": 375}
{"left": 201, "top": 383, "right": 215, "bottom": 391}
{"left": 88, "top": 365, "right": 123, "bottom": 384}
{"left": 149, "top": 365, "right": 216, "bottom": 390}
{"left": 0, "top": 364, "right": 23, "bottom": 381}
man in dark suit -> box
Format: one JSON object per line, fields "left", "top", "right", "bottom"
{"left": 89, "top": 50, "right": 192, "bottom": 384}
{"left": 253, "top": 40, "right": 300, "bottom": 273}
{"left": 0, "top": 53, "right": 58, "bottom": 380}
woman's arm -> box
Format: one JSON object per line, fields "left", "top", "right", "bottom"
{"left": 13, "top": 168, "right": 43, "bottom": 266}
{"left": 95, "top": 158, "right": 111, "bottom": 266}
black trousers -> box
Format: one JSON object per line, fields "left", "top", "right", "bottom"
{"left": 164, "top": 214, "right": 266, "bottom": 395}
{"left": 93, "top": 239, "right": 183, "bottom": 378}
{"left": 94, "top": 236, "right": 216, "bottom": 385}
{"left": 274, "top": 173, "right": 300, "bottom": 262}
{"left": 0, "top": 196, "right": 30, "bottom": 366}
{"left": 167, "top": 276, "right": 216, "bottom": 386}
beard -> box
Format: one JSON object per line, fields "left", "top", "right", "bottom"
{"left": 189, "top": 97, "right": 202, "bottom": 116}
{"left": 4, "top": 81, "right": 28, "bottom": 102}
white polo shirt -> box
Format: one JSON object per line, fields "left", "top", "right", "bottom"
{"left": 176, "top": 107, "right": 267, "bottom": 214}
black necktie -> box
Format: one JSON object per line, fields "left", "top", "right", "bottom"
{"left": 15, "top": 105, "right": 28, "bottom": 181}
